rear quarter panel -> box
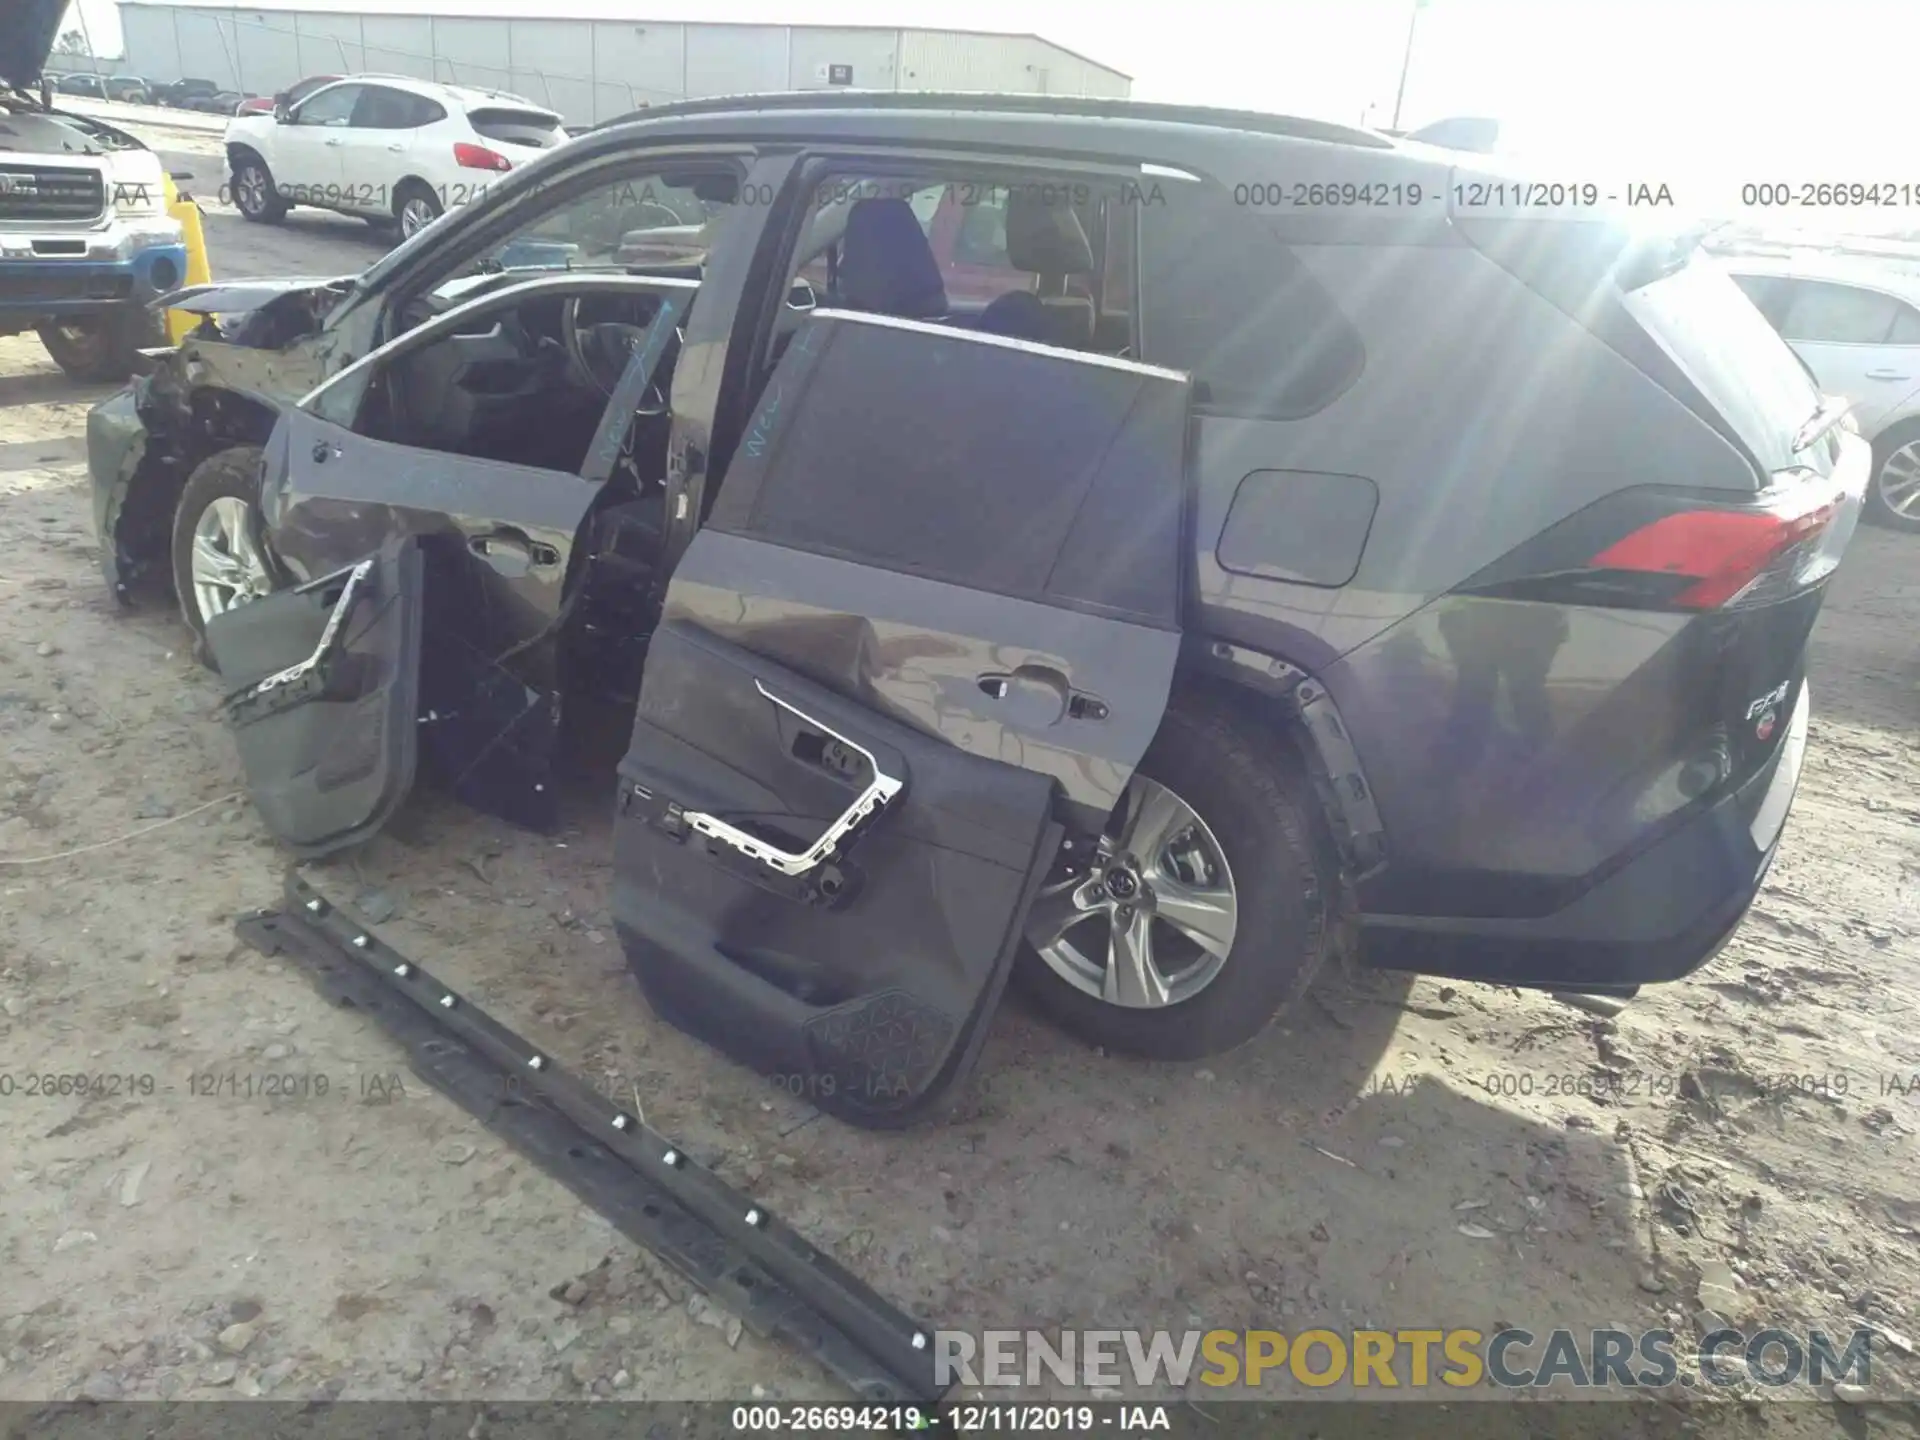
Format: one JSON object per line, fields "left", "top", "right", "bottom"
{"left": 1190, "top": 238, "right": 1770, "bottom": 915}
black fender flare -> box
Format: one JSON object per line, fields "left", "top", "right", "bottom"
{"left": 1184, "top": 637, "right": 1388, "bottom": 880}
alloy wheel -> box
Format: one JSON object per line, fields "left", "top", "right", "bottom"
{"left": 400, "top": 196, "right": 438, "bottom": 238}
{"left": 234, "top": 164, "right": 268, "bottom": 217}
{"left": 190, "top": 496, "right": 276, "bottom": 623}
{"left": 1879, "top": 440, "right": 1920, "bottom": 520}
{"left": 1026, "top": 774, "right": 1239, "bottom": 1009}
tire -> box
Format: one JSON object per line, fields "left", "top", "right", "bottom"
{"left": 393, "top": 181, "right": 444, "bottom": 240}
{"left": 1016, "top": 690, "right": 1340, "bottom": 1061}
{"left": 230, "top": 150, "right": 288, "bottom": 223}
{"left": 1865, "top": 421, "right": 1920, "bottom": 533}
{"left": 169, "top": 445, "right": 281, "bottom": 667}
{"left": 36, "top": 308, "right": 160, "bottom": 382}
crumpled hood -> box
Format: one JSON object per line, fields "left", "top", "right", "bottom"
{"left": 1, "top": 0, "right": 65, "bottom": 89}
{"left": 163, "top": 275, "right": 356, "bottom": 316}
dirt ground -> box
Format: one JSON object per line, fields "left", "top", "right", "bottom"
{"left": 1, "top": 124, "right": 1918, "bottom": 1433}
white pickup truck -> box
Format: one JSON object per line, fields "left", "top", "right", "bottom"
{"left": 3, "top": 4, "right": 188, "bottom": 379}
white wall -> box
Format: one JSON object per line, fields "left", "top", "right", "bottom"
{"left": 898, "top": 31, "right": 1132, "bottom": 97}
{"left": 584, "top": 22, "right": 685, "bottom": 113}
{"left": 110, "top": 5, "right": 1130, "bottom": 120}
{"left": 786, "top": 28, "right": 899, "bottom": 92}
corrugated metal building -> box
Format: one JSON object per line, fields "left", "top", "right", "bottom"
{"left": 111, "top": 1, "right": 1131, "bottom": 124}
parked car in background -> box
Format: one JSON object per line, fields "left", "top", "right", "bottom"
{"left": 223, "top": 75, "right": 567, "bottom": 236}
{"left": 156, "top": 77, "right": 218, "bottom": 109}
{"left": 1725, "top": 255, "right": 1920, "bottom": 530}
{"left": 87, "top": 93, "right": 1864, "bottom": 1117}
{"left": 235, "top": 73, "right": 340, "bottom": 117}
{"left": 54, "top": 72, "right": 107, "bottom": 98}
{"left": 105, "top": 74, "right": 151, "bottom": 103}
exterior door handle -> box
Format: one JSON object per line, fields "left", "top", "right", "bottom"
{"left": 978, "top": 665, "right": 1068, "bottom": 701}
{"left": 1866, "top": 369, "right": 1910, "bottom": 381}
{"left": 310, "top": 440, "right": 340, "bottom": 463}
{"left": 974, "top": 665, "right": 1109, "bottom": 727}
{"left": 387, "top": 142, "right": 404, "bottom": 152}
{"left": 469, "top": 529, "right": 559, "bottom": 576}
{"left": 324, "top": 137, "right": 343, "bottom": 146}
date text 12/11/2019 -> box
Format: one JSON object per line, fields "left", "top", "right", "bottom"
{"left": 1229, "top": 180, "right": 1677, "bottom": 211}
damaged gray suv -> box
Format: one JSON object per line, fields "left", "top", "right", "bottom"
{"left": 88, "top": 93, "right": 1864, "bottom": 1126}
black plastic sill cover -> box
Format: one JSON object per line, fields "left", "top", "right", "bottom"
{"left": 236, "top": 871, "right": 947, "bottom": 1407}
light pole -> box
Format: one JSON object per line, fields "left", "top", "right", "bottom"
{"left": 1390, "top": 0, "right": 1427, "bottom": 132}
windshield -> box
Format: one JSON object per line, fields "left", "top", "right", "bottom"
{"left": 0, "top": 99, "right": 119, "bottom": 154}
{"left": 468, "top": 170, "right": 734, "bottom": 277}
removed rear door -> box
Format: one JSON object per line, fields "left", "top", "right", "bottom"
{"left": 613, "top": 311, "right": 1191, "bottom": 1126}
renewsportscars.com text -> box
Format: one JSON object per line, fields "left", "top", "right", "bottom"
{"left": 936, "top": 1327, "right": 1875, "bottom": 1391}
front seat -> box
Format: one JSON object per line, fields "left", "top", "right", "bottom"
{"left": 975, "top": 289, "right": 1050, "bottom": 340}
{"left": 836, "top": 198, "right": 948, "bottom": 319}
{"left": 981, "top": 191, "right": 1098, "bottom": 349}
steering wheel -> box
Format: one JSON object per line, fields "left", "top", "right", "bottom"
{"left": 561, "top": 296, "right": 681, "bottom": 412}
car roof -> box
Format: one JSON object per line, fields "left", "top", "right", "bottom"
{"left": 319, "top": 72, "right": 556, "bottom": 116}
{"left": 593, "top": 89, "right": 1393, "bottom": 150}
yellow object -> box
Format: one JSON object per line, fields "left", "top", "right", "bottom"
{"left": 162, "top": 171, "right": 212, "bottom": 345}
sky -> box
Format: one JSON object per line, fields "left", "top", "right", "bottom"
{"left": 55, "top": 0, "right": 1920, "bottom": 180}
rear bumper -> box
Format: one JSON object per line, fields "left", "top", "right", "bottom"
{"left": 1359, "top": 680, "right": 1809, "bottom": 990}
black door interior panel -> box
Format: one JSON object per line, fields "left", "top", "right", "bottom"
{"left": 612, "top": 621, "right": 1059, "bottom": 1128}
{"left": 204, "top": 539, "right": 423, "bottom": 858}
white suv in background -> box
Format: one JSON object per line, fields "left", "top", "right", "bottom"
{"left": 223, "top": 75, "right": 567, "bottom": 239}
{"left": 1724, "top": 255, "right": 1920, "bottom": 531}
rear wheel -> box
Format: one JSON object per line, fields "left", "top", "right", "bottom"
{"left": 394, "top": 181, "right": 443, "bottom": 240}
{"left": 230, "top": 151, "right": 288, "bottom": 223}
{"left": 170, "top": 445, "right": 281, "bottom": 667}
{"left": 1017, "top": 691, "right": 1339, "bottom": 1060}
{"left": 1866, "top": 423, "right": 1920, "bottom": 533}
{"left": 36, "top": 308, "right": 159, "bottom": 382}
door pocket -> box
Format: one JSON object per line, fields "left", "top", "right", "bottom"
{"left": 612, "top": 621, "right": 1059, "bottom": 1127}
{"left": 205, "top": 538, "right": 424, "bottom": 858}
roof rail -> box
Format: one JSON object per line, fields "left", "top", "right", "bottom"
{"left": 593, "top": 89, "right": 1393, "bottom": 149}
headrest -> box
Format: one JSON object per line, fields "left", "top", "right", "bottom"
{"left": 839, "top": 198, "right": 948, "bottom": 318}
{"left": 1004, "top": 189, "right": 1095, "bottom": 276}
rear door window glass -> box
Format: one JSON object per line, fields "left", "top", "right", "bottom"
{"left": 1778, "top": 280, "right": 1901, "bottom": 344}
{"left": 350, "top": 87, "right": 418, "bottom": 130}
{"left": 1729, "top": 273, "right": 1791, "bottom": 329}
{"left": 714, "top": 315, "right": 1187, "bottom": 624}
{"left": 1888, "top": 301, "right": 1920, "bottom": 344}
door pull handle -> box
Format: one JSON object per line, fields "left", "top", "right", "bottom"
{"left": 469, "top": 531, "right": 560, "bottom": 573}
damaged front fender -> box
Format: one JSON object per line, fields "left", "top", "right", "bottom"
{"left": 87, "top": 275, "right": 360, "bottom": 602}
{"left": 87, "top": 383, "right": 151, "bottom": 602}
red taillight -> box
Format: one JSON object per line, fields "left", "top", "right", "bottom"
{"left": 453, "top": 142, "right": 512, "bottom": 173}
{"left": 1587, "top": 498, "right": 1839, "bottom": 609}
{"left": 1455, "top": 475, "right": 1852, "bottom": 613}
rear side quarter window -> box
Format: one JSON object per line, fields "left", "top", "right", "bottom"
{"left": 1138, "top": 182, "right": 1364, "bottom": 417}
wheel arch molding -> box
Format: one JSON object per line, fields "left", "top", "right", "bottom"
{"left": 1181, "top": 637, "right": 1388, "bottom": 880}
